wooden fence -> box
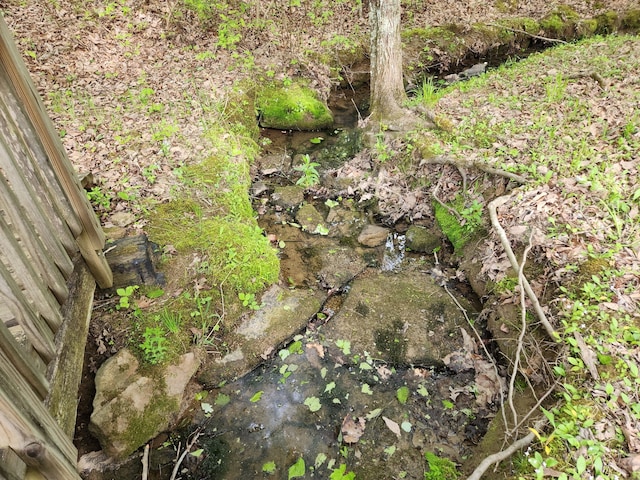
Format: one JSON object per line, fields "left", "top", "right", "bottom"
{"left": 0, "top": 13, "right": 112, "bottom": 480}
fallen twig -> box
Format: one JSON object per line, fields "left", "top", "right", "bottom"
{"left": 467, "top": 418, "right": 548, "bottom": 480}
{"left": 141, "top": 444, "right": 149, "bottom": 480}
{"left": 169, "top": 430, "right": 203, "bottom": 480}
{"left": 567, "top": 71, "right": 606, "bottom": 89}
{"left": 488, "top": 196, "right": 558, "bottom": 341}
{"left": 486, "top": 23, "right": 568, "bottom": 44}
{"left": 507, "top": 234, "right": 533, "bottom": 429}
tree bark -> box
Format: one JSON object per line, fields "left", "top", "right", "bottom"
{"left": 368, "top": 0, "right": 407, "bottom": 125}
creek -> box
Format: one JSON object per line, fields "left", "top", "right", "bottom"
{"left": 180, "top": 86, "right": 503, "bottom": 479}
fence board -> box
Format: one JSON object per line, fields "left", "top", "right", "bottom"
{"left": 0, "top": 262, "right": 55, "bottom": 363}
{"left": 0, "top": 215, "right": 64, "bottom": 330}
{"left": 0, "top": 352, "right": 80, "bottom": 480}
{"left": 0, "top": 71, "right": 77, "bottom": 255}
{"left": 0, "top": 126, "right": 74, "bottom": 291}
{"left": 0, "top": 448, "right": 27, "bottom": 480}
{"left": 0, "top": 318, "right": 48, "bottom": 399}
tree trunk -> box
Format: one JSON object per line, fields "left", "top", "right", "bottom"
{"left": 368, "top": 0, "right": 407, "bottom": 125}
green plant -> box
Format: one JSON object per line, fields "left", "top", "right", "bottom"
{"left": 424, "top": 452, "right": 459, "bottom": 480}
{"left": 157, "top": 308, "right": 182, "bottom": 334}
{"left": 116, "top": 285, "right": 139, "bottom": 310}
{"left": 330, "top": 464, "right": 356, "bottom": 480}
{"left": 86, "top": 186, "right": 112, "bottom": 210}
{"left": 459, "top": 199, "right": 483, "bottom": 233}
{"left": 374, "top": 133, "right": 392, "bottom": 162}
{"left": 238, "top": 292, "right": 260, "bottom": 310}
{"left": 139, "top": 326, "right": 168, "bottom": 364}
{"left": 294, "top": 154, "right": 320, "bottom": 187}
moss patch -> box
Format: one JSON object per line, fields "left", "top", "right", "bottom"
{"left": 433, "top": 200, "right": 475, "bottom": 252}
{"left": 256, "top": 81, "right": 333, "bottom": 130}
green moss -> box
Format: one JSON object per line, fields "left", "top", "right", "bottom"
{"left": 433, "top": 196, "right": 482, "bottom": 252}
{"left": 374, "top": 319, "right": 408, "bottom": 364}
{"left": 256, "top": 81, "right": 333, "bottom": 130}
{"left": 121, "top": 394, "right": 179, "bottom": 458}
{"left": 622, "top": 9, "right": 640, "bottom": 30}
{"left": 595, "top": 11, "right": 620, "bottom": 34}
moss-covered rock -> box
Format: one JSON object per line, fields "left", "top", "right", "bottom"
{"left": 622, "top": 9, "right": 640, "bottom": 30}
{"left": 90, "top": 349, "right": 200, "bottom": 460}
{"left": 256, "top": 81, "right": 333, "bottom": 130}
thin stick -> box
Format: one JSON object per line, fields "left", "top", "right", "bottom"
{"left": 486, "top": 23, "right": 568, "bottom": 44}
{"left": 488, "top": 196, "right": 558, "bottom": 341}
{"left": 508, "top": 235, "right": 533, "bottom": 429}
{"left": 141, "top": 444, "right": 149, "bottom": 480}
{"left": 169, "top": 431, "right": 202, "bottom": 480}
{"left": 467, "top": 419, "right": 548, "bottom": 480}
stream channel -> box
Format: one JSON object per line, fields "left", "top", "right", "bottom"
{"left": 176, "top": 87, "right": 505, "bottom": 480}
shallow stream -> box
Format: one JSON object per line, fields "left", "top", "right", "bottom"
{"left": 180, "top": 89, "right": 501, "bottom": 479}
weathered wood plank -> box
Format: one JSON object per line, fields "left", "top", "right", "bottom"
{"left": 0, "top": 111, "right": 74, "bottom": 289}
{"left": 46, "top": 257, "right": 95, "bottom": 437}
{"left": 0, "top": 447, "right": 27, "bottom": 480}
{"left": 0, "top": 364, "right": 80, "bottom": 479}
{"left": 0, "top": 261, "right": 55, "bottom": 363}
{"left": 0, "top": 71, "right": 78, "bottom": 255}
{"left": 0, "top": 214, "right": 64, "bottom": 330}
{"left": 0, "top": 314, "right": 48, "bottom": 399}
{"left": 0, "top": 16, "right": 108, "bottom": 253}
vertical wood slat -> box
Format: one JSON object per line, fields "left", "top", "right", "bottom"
{"left": 0, "top": 317, "right": 48, "bottom": 400}
{"left": 0, "top": 70, "right": 78, "bottom": 256}
{"left": 0, "top": 349, "right": 81, "bottom": 480}
{"left": 0, "top": 262, "right": 55, "bottom": 363}
{"left": 0, "top": 448, "right": 27, "bottom": 480}
{"left": 0, "top": 113, "right": 74, "bottom": 293}
{"left": 0, "top": 214, "right": 64, "bottom": 331}
{"left": 0, "top": 16, "right": 112, "bottom": 289}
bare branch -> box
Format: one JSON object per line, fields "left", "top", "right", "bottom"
{"left": 486, "top": 23, "right": 568, "bottom": 44}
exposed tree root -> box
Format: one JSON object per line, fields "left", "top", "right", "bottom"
{"left": 467, "top": 418, "right": 548, "bottom": 480}
{"left": 488, "top": 196, "right": 558, "bottom": 341}
{"left": 420, "top": 155, "right": 528, "bottom": 186}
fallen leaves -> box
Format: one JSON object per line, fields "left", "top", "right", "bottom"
{"left": 341, "top": 414, "right": 366, "bottom": 444}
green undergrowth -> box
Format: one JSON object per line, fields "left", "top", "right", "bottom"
{"left": 423, "top": 34, "right": 640, "bottom": 479}
{"left": 433, "top": 194, "right": 484, "bottom": 252}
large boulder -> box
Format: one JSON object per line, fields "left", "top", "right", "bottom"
{"left": 256, "top": 82, "right": 333, "bottom": 130}
{"left": 90, "top": 349, "right": 200, "bottom": 460}
{"left": 321, "top": 267, "right": 476, "bottom": 365}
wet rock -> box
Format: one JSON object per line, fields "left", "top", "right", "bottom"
{"left": 321, "top": 268, "right": 476, "bottom": 365}
{"left": 405, "top": 225, "right": 441, "bottom": 254}
{"left": 271, "top": 185, "right": 305, "bottom": 210}
{"left": 357, "top": 224, "right": 389, "bottom": 247}
{"left": 317, "top": 245, "right": 368, "bottom": 289}
{"left": 198, "top": 284, "right": 325, "bottom": 385}
{"left": 256, "top": 82, "right": 333, "bottom": 130}
{"left": 258, "top": 152, "right": 292, "bottom": 174}
{"left": 295, "top": 203, "right": 327, "bottom": 234}
{"left": 90, "top": 349, "right": 200, "bottom": 460}
{"left": 326, "top": 204, "right": 368, "bottom": 239}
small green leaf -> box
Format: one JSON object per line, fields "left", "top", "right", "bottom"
{"left": 146, "top": 288, "right": 164, "bottom": 298}
{"left": 325, "top": 199, "right": 339, "bottom": 208}
{"left": 304, "top": 396, "right": 321, "bottom": 412}
{"left": 325, "top": 381, "right": 336, "bottom": 393}
{"left": 417, "top": 385, "right": 429, "bottom": 397}
{"left": 321, "top": 367, "right": 328, "bottom": 379}
{"left": 396, "top": 386, "right": 410, "bottom": 405}
{"left": 310, "top": 136, "right": 324, "bottom": 144}
{"left": 288, "top": 457, "right": 305, "bottom": 479}
{"left": 335, "top": 339, "right": 351, "bottom": 355}
{"left": 190, "top": 448, "right": 204, "bottom": 457}
{"left": 201, "top": 402, "right": 213, "bottom": 414}
{"left": 315, "top": 452, "right": 327, "bottom": 468}
{"left": 250, "top": 391, "right": 264, "bottom": 403}
{"left": 401, "top": 421, "right": 412, "bottom": 432}
{"left": 366, "top": 408, "right": 382, "bottom": 420}
{"left": 384, "top": 445, "right": 396, "bottom": 456}
{"left": 279, "top": 349, "right": 291, "bottom": 361}
{"left": 361, "top": 384, "right": 373, "bottom": 395}
{"left": 313, "top": 224, "right": 329, "bottom": 235}
{"left": 359, "top": 362, "right": 373, "bottom": 371}
{"left": 262, "top": 461, "right": 276, "bottom": 474}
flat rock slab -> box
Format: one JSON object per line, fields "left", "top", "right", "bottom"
{"left": 198, "top": 284, "right": 325, "bottom": 385}
{"left": 321, "top": 269, "right": 476, "bottom": 365}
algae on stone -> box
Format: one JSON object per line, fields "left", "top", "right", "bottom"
{"left": 256, "top": 82, "right": 334, "bottom": 130}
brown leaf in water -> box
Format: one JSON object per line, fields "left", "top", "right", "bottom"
{"left": 382, "top": 416, "right": 401, "bottom": 439}
{"left": 306, "top": 342, "right": 325, "bottom": 358}
{"left": 341, "top": 414, "right": 366, "bottom": 444}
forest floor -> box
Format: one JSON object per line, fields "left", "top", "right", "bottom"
{"left": 3, "top": 0, "right": 640, "bottom": 478}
